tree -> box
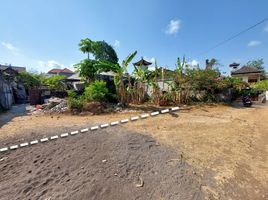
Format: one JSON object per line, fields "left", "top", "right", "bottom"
{"left": 43, "top": 75, "right": 66, "bottom": 90}
{"left": 205, "top": 58, "right": 219, "bottom": 70}
{"left": 246, "top": 59, "right": 265, "bottom": 70}
{"left": 93, "top": 41, "right": 118, "bottom": 64}
{"left": 75, "top": 59, "right": 99, "bottom": 82}
{"left": 79, "top": 38, "right": 94, "bottom": 60}
{"left": 17, "top": 72, "right": 42, "bottom": 89}
{"left": 77, "top": 38, "right": 119, "bottom": 82}
{"left": 246, "top": 59, "right": 266, "bottom": 79}
{"left": 94, "top": 51, "right": 137, "bottom": 103}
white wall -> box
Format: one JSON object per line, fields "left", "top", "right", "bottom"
{"left": 242, "top": 76, "right": 248, "bottom": 83}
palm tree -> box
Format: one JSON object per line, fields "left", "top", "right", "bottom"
{"left": 79, "top": 38, "right": 94, "bottom": 60}
{"left": 205, "top": 58, "right": 218, "bottom": 70}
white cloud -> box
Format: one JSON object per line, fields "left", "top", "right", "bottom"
{"left": 247, "top": 40, "right": 261, "bottom": 47}
{"left": 165, "top": 19, "right": 181, "bottom": 35}
{"left": 1, "top": 42, "right": 18, "bottom": 51}
{"left": 264, "top": 24, "right": 268, "bottom": 32}
{"left": 143, "top": 56, "right": 155, "bottom": 64}
{"left": 37, "top": 60, "right": 66, "bottom": 72}
{"left": 188, "top": 59, "right": 199, "bottom": 66}
{"left": 114, "top": 40, "right": 120, "bottom": 49}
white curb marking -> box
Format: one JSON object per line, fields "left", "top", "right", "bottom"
{"left": 30, "top": 140, "right": 38, "bottom": 145}
{"left": 40, "top": 138, "right": 49, "bottom": 142}
{"left": 111, "top": 121, "right": 119, "bottom": 126}
{"left": 50, "top": 135, "right": 59, "bottom": 140}
{"left": 0, "top": 107, "right": 180, "bottom": 153}
{"left": 60, "top": 133, "right": 69, "bottom": 138}
{"left": 141, "top": 114, "right": 149, "bottom": 119}
{"left": 161, "top": 109, "right": 169, "bottom": 114}
{"left": 70, "top": 131, "right": 79, "bottom": 135}
{"left": 10, "top": 145, "right": 19, "bottom": 150}
{"left": 121, "top": 119, "right": 129, "bottom": 123}
{"left": 0, "top": 147, "right": 8, "bottom": 152}
{"left": 20, "top": 143, "right": 29, "bottom": 147}
{"left": 100, "top": 124, "right": 109, "bottom": 128}
{"left": 171, "top": 107, "right": 179, "bottom": 111}
{"left": 81, "top": 128, "right": 89, "bottom": 133}
{"left": 151, "top": 111, "right": 159, "bottom": 116}
{"left": 91, "top": 126, "right": 99, "bottom": 131}
{"left": 131, "top": 116, "right": 139, "bottom": 121}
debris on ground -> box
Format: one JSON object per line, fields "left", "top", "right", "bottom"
{"left": 29, "top": 97, "right": 69, "bottom": 115}
{"left": 135, "top": 176, "right": 144, "bottom": 188}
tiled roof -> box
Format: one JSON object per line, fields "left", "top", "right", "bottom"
{"left": 0, "top": 65, "right": 26, "bottom": 72}
{"left": 133, "top": 58, "right": 152, "bottom": 66}
{"left": 231, "top": 66, "right": 263, "bottom": 75}
{"left": 48, "top": 68, "right": 74, "bottom": 74}
{"left": 48, "top": 69, "right": 62, "bottom": 73}
{"left": 61, "top": 68, "right": 74, "bottom": 73}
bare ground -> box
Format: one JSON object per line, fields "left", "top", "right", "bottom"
{"left": 0, "top": 103, "right": 268, "bottom": 199}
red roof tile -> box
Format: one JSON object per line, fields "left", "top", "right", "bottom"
{"left": 48, "top": 68, "right": 74, "bottom": 74}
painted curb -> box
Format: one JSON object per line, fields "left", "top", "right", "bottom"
{"left": 0, "top": 107, "right": 179, "bottom": 153}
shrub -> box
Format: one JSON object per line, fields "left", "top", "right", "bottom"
{"left": 67, "top": 97, "right": 83, "bottom": 111}
{"left": 43, "top": 75, "right": 66, "bottom": 90}
{"left": 252, "top": 80, "right": 268, "bottom": 91}
{"left": 17, "top": 72, "right": 41, "bottom": 89}
{"left": 83, "top": 80, "right": 108, "bottom": 102}
{"left": 67, "top": 90, "right": 78, "bottom": 98}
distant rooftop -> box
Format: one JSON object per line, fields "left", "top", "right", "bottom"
{"left": 231, "top": 66, "right": 263, "bottom": 75}
{"left": 48, "top": 68, "right": 74, "bottom": 74}
{"left": 0, "top": 64, "right": 26, "bottom": 72}
{"left": 133, "top": 58, "right": 152, "bottom": 66}
{"left": 229, "top": 62, "right": 240, "bottom": 67}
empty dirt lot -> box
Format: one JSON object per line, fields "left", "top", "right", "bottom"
{"left": 0, "top": 103, "right": 267, "bottom": 199}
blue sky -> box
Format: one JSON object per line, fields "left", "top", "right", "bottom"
{"left": 0, "top": 0, "right": 268, "bottom": 74}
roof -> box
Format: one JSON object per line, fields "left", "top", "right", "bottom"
{"left": 67, "top": 73, "right": 81, "bottom": 81}
{"left": 61, "top": 68, "right": 74, "bottom": 73}
{"left": 231, "top": 66, "right": 263, "bottom": 75}
{"left": 229, "top": 62, "right": 240, "bottom": 67}
{"left": 0, "top": 65, "right": 26, "bottom": 72}
{"left": 48, "top": 68, "right": 74, "bottom": 74}
{"left": 133, "top": 58, "right": 152, "bottom": 66}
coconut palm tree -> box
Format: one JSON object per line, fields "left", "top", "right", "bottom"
{"left": 79, "top": 38, "right": 94, "bottom": 60}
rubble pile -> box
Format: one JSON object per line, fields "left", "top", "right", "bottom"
{"left": 30, "top": 97, "right": 69, "bottom": 115}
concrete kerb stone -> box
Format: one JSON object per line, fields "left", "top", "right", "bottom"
{"left": 0, "top": 107, "right": 179, "bottom": 153}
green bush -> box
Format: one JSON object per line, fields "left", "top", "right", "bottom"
{"left": 67, "top": 97, "right": 83, "bottom": 110}
{"left": 83, "top": 80, "right": 108, "bottom": 102}
{"left": 67, "top": 90, "right": 78, "bottom": 98}
{"left": 43, "top": 75, "right": 66, "bottom": 90}
{"left": 252, "top": 80, "right": 268, "bottom": 91}
{"left": 17, "top": 72, "right": 41, "bottom": 89}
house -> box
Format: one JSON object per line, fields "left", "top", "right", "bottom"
{"left": 0, "top": 64, "right": 26, "bottom": 73}
{"left": 231, "top": 66, "right": 263, "bottom": 83}
{"left": 47, "top": 68, "right": 74, "bottom": 77}
{"left": 64, "top": 71, "right": 118, "bottom": 91}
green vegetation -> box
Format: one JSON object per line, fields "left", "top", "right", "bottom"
{"left": 83, "top": 80, "right": 108, "bottom": 102}
{"left": 43, "top": 75, "right": 66, "bottom": 90}
{"left": 17, "top": 72, "right": 42, "bottom": 89}
{"left": 67, "top": 81, "right": 109, "bottom": 111}
{"left": 14, "top": 37, "right": 267, "bottom": 112}
{"left": 252, "top": 80, "right": 268, "bottom": 90}
{"left": 75, "top": 38, "right": 119, "bottom": 83}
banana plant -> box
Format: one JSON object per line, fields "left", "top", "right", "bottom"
{"left": 95, "top": 51, "right": 137, "bottom": 104}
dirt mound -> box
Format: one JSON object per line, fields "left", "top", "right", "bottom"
{"left": 0, "top": 127, "right": 203, "bottom": 200}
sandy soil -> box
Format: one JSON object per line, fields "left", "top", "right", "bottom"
{"left": 0, "top": 103, "right": 267, "bottom": 199}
